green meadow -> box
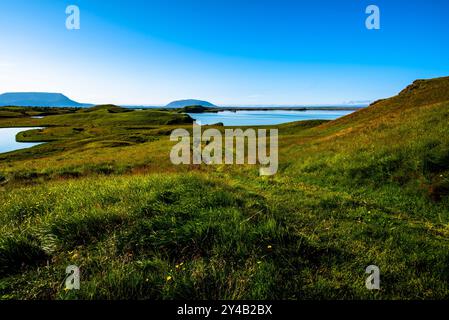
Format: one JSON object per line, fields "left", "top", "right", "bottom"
{"left": 0, "top": 77, "right": 448, "bottom": 299}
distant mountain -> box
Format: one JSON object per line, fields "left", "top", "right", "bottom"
{"left": 0, "top": 92, "right": 91, "bottom": 107}
{"left": 165, "top": 99, "right": 216, "bottom": 108}
{"left": 342, "top": 100, "right": 372, "bottom": 106}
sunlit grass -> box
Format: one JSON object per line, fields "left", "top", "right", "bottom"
{"left": 0, "top": 77, "right": 449, "bottom": 299}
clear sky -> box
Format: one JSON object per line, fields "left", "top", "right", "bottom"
{"left": 0, "top": 0, "right": 448, "bottom": 106}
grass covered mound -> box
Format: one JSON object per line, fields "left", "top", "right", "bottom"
{"left": 0, "top": 77, "right": 448, "bottom": 299}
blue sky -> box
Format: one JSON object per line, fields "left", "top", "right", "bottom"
{"left": 0, "top": 0, "right": 448, "bottom": 105}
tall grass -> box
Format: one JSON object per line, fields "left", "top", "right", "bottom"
{"left": 1, "top": 77, "right": 449, "bottom": 299}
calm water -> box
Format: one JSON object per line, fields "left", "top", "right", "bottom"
{"left": 187, "top": 109, "right": 355, "bottom": 126}
{"left": 0, "top": 110, "right": 355, "bottom": 153}
{"left": 0, "top": 127, "right": 43, "bottom": 154}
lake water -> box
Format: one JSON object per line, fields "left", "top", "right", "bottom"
{"left": 0, "top": 110, "right": 356, "bottom": 153}
{"left": 187, "top": 109, "right": 355, "bottom": 126}
{"left": 0, "top": 127, "right": 43, "bottom": 154}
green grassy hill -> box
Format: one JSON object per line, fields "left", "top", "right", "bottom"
{"left": 284, "top": 76, "right": 449, "bottom": 202}
{"left": 0, "top": 78, "right": 448, "bottom": 299}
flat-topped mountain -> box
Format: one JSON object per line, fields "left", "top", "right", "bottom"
{"left": 165, "top": 99, "right": 216, "bottom": 108}
{"left": 0, "top": 92, "right": 90, "bottom": 107}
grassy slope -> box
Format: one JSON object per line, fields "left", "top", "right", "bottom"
{"left": 0, "top": 78, "right": 448, "bottom": 299}
{"left": 0, "top": 106, "right": 194, "bottom": 181}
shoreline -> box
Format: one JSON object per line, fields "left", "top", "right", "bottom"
{"left": 156, "top": 105, "right": 367, "bottom": 113}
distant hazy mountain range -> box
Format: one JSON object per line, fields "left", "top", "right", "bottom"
{"left": 341, "top": 100, "right": 372, "bottom": 106}
{"left": 0, "top": 93, "right": 368, "bottom": 109}
{"left": 0, "top": 92, "right": 91, "bottom": 107}
{"left": 165, "top": 99, "right": 216, "bottom": 108}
